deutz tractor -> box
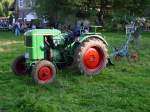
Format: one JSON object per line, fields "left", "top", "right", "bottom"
{"left": 12, "top": 27, "right": 108, "bottom": 84}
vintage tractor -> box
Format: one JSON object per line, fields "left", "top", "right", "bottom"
{"left": 12, "top": 27, "right": 108, "bottom": 84}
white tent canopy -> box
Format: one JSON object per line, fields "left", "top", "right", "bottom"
{"left": 24, "top": 12, "right": 37, "bottom": 22}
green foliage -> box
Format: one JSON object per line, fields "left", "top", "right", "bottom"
{"left": 35, "top": 0, "right": 81, "bottom": 19}
{"left": 0, "top": 0, "right": 14, "bottom": 17}
{"left": 112, "top": 0, "right": 150, "bottom": 16}
{"left": 35, "top": 0, "right": 150, "bottom": 22}
{"left": 31, "top": 19, "right": 41, "bottom": 26}
{"left": 0, "top": 3, "right": 3, "bottom": 16}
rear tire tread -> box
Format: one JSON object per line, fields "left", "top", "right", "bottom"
{"left": 73, "top": 37, "right": 108, "bottom": 75}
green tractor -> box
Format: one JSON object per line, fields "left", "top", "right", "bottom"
{"left": 12, "top": 27, "right": 108, "bottom": 84}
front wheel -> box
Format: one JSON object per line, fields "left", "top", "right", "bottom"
{"left": 74, "top": 38, "right": 108, "bottom": 75}
{"left": 32, "top": 60, "right": 56, "bottom": 85}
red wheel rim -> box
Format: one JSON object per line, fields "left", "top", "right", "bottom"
{"left": 16, "top": 59, "right": 27, "bottom": 74}
{"left": 38, "top": 66, "right": 53, "bottom": 82}
{"left": 83, "top": 47, "right": 104, "bottom": 69}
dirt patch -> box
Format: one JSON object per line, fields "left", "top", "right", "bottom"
{"left": 0, "top": 48, "right": 11, "bottom": 53}
{"left": 0, "top": 41, "right": 23, "bottom": 46}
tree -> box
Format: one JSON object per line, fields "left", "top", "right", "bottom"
{"left": 3, "top": 0, "right": 9, "bottom": 16}
{"left": 112, "top": 0, "right": 150, "bottom": 17}
{"left": 0, "top": 3, "right": 3, "bottom": 16}
{"left": 35, "top": 0, "right": 111, "bottom": 25}
{"left": 35, "top": 0, "right": 150, "bottom": 27}
{"left": 35, "top": 0, "right": 81, "bottom": 18}
{"left": 0, "top": 0, "right": 14, "bottom": 17}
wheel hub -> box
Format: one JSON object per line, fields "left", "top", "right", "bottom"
{"left": 38, "top": 66, "right": 53, "bottom": 81}
{"left": 83, "top": 47, "right": 103, "bottom": 69}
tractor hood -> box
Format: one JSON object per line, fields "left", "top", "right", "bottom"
{"left": 24, "top": 29, "right": 62, "bottom": 37}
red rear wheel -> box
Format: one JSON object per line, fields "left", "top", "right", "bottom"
{"left": 12, "top": 55, "right": 28, "bottom": 75}
{"left": 74, "top": 37, "right": 108, "bottom": 75}
{"left": 32, "top": 60, "right": 56, "bottom": 84}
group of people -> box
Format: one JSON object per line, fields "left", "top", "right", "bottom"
{"left": 0, "top": 18, "right": 36, "bottom": 36}
{"left": 0, "top": 17, "right": 91, "bottom": 38}
{"left": 11, "top": 21, "right": 37, "bottom": 36}
{"left": 0, "top": 19, "right": 9, "bottom": 28}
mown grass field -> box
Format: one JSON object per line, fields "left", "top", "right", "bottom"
{"left": 0, "top": 31, "right": 150, "bottom": 112}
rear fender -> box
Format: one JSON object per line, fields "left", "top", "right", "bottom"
{"left": 79, "top": 35, "right": 108, "bottom": 46}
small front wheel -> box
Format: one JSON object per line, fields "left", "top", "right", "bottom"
{"left": 32, "top": 60, "right": 56, "bottom": 85}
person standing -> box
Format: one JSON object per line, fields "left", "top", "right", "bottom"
{"left": 14, "top": 21, "right": 20, "bottom": 36}
{"left": 32, "top": 24, "right": 36, "bottom": 29}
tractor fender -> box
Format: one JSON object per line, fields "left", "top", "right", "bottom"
{"left": 79, "top": 35, "right": 108, "bottom": 46}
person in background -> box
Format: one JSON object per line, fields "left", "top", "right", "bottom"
{"left": 83, "top": 19, "right": 90, "bottom": 32}
{"left": 8, "top": 24, "right": 13, "bottom": 31}
{"left": 14, "top": 21, "right": 21, "bottom": 37}
{"left": 22, "top": 23, "right": 28, "bottom": 32}
{"left": 32, "top": 24, "right": 36, "bottom": 29}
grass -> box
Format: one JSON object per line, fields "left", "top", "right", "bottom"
{"left": 0, "top": 31, "right": 150, "bottom": 112}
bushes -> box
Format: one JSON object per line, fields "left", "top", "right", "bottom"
{"left": 104, "top": 16, "right": 133, "bottom": 32}
{"left": 31, "top": 19, "right": 41, "bottom": 27}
